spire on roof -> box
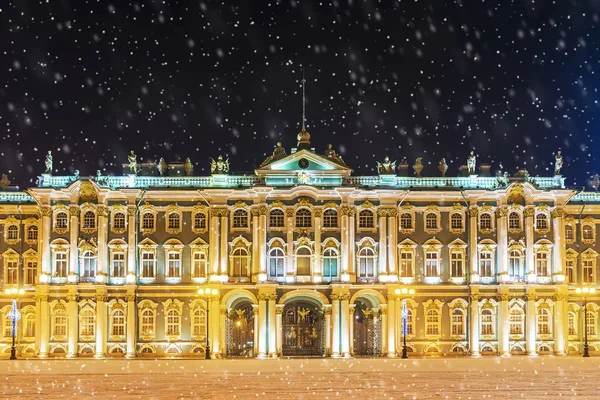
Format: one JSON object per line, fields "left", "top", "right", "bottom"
{"left": 297, "top": 67, "right": 311, "bottom": 149}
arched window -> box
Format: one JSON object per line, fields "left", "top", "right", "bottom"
{"left": 426, "top": 309, "right": 440, "bottom": 336}
{"left": 140, "top": 309, "right": 155, "bottom": 337}
{"left": 81, "top": 250, "right": 97, "bottom": 279}
{"left": 357, "top": 247, "right": 376, "bottom": 278}
{"left": 268, "top": 248, "right": 285, "bottom": 278}
{"left": 142, "top": 213, "right": 155, "bottom": 230}
{"left": 166, "top": 309, "right": 181, "bottom": 336}
{"left": 509, "top": 212, "right": 521, "bottom": 231}
{"left": 191, "top": 252, "right": 207, "bottom": 278}
{"left": 509, "top": 308, "right": 524, "bottom": 335}
{"left": 167, "top": 213, "right": 180, "bottom": 230}
{"left": 269, "top": 209, "right": 284, "bottom": 228}
{"left": 111, "top": 309, "right": 125, "bottom": 336}
{"left": 451, "top": 309, "right": 465, "bottom": 336}
{"left": 479, "top": 213, "right": 492, "bottom": 230}
{"left": 323, "top": 209, "right": 338, "bottom": 228}
{"left": 55, "top": 212, "right": 68, "bottom": 230}
{"left": 191, "top": 308, "right": 207, "bottom": 337}
{"left": 405, "top": 309, "right": 414, "bottom": 335}
{"left": 425, "top": 213, "right": 437, "bottom": 230}
{"left": 568, "top": 311, "right": 576, "bottom": 336}
{"left": 583, "top": 225, "right": 594, "bottom": 241}
{"left": 295, "top": 209, "right": 312, "bottom": 228}
{"left": 565, "top": 225, "right": 574, "bottom": 241}
{"left": 83, "top": 211, "right": 96, "bottom": 230}
{"left": 537, "top": 308, "right": 551, "bottom": 335}
{"left": 481, "top": 309, "right": 494, "bottom": 335}
{"left": 7, "top": 225, "right": 18, "bottom": 241}
{"left": 536, "top": 213, "right": 548, "bottom": 231}
{"left": 80, "top": 309, "right": 95, "bottom": 336}
{"left": 232, "top": 209, "right": 248, "bottom": 228}
{"left": 296, "top": 247, "right": 311, "bottom": 276}
{"left": 53, "top": 309, "right": 67, "bottom": 336}
{"left": 587, "top": 311, "right": 596, "bottom": 336}
{"left": 27, "top": 225, "right": 38, "bottom": 242}
{"left": 509, "top": 250, "right": 523, "bottom": 278}
{"left": 450, "top": 213, "right": 463, "bottom": 230}
{"left": 194, "top": 213, "right": 207, "bottom": 230}
{"left": 358, "top": 210, "right": 374, "bottom": 229}
{"left": 231, "top": 248, "right": 250, "bottom": 277}
{"left": 400, "top": 213, "right": 413, "bottom": 230}
{"left": 113, "top": 212, "right": 126, "bottom": 230}
{"left": 323, "top": 248, "right": 338, "bottom": 280}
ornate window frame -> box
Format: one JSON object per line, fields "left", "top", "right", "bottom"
{"left": 322, "top": 203, "right": 339, "bottom": 230}
{"left": 398, "top": 203, "right": 415, "bottom": 234}
{"left": 21, "top": 305, "right": 35, "bottom": 341}
{"left": 138, "top": 238, "right": 158, "bottom": 282}
{"left": 581, "top": 248, "right": 598, "bottom": 284}
{"left": 357, "top": 200, "right": 376, "bottom": 232}
{"left": 108, "top": 299, "right": 127, "bottom": 341}
{"left": 50, "top": 239, "right": 69, "bottom": 282}
{"left": 321, "top": 238, "right": 340, "bottom": 282}
{"left": 564, "top": 215, "right": 575, "bottom": 244}
{"left": 231, "top": 202, "right": 250, "bottom": 231}
{"left": 508, "top": 299, "right": 526, "bottom": 339}
{"left": 533, "top": 239, "right": 553, "bottom": 282}
{"left": 2, "top": 249, "right": 19, "bottom": 286}
{"left": 4, "top": 215, "right": 20, "bottom": 245}
{"left": 163, "top": 239, "right": 184, "bottom": 282}
{"left": 23, "top": 248, "right": 38, "bottom": 286}
{"left": 423, "top": 299, "right": 444, "bottom": 339}
{"left": 107, "top": 239, "right": 127, "bottom": 283}
{"left": 478, "top": 205, "right": 495, "bottom": 234}
{"left": 508, "top": 206, "right": 523, "bottom": 234}
{"left": 567, "top": 303, "right": 580, "bottom": 339}
{"left": 49, "top": 300, "right": 68, "bottom": 341}
{"left": 80, "top": 203, "right": 97, "bottom": 234}
{"left": 267, "top": 238, "right": 287, "bottom": 282}
{"left": 192, "top": 203, "right": 209, "bottom": 234}
{"left": 449, "top": 204, "right": 465, "bottom": 235}
{"left": 535, "top": 299, "right": 554, "bottom": 339}
{"left": 293, "top": 237, "right": 314, "bottom": 281}
{"left": 477, "top": 239, "right": 497, "bottom": 283}
{"left": 449, "top": 238, "right": 467, "bottom": 283}
{"left": 53, "top": 204, "right": 69, "bottom": 234}
{"left": 137, "top": 300, "right": 157, "bottom": 341}
{"left": 189, "top": 299, "right": 207, "bottom": 341}
{"left": 423, "top": 205, "right": 441, "bottom": 235}
{"left": 565, "top": 248, "right": 578, "bottom": 284}
{"left": 295, "top": 207, "right": 313, "bottom": 230}
{"left": 229, "top": 236, "right": 252, "bottom": 281}
{"left": 581, "top": 216, "right": 596, "bottom": 245}
{"left": 356, "top": 237, "right": 378, "bottom": 281}
{"left": 268, "top": 207, "right": 286, "bottom": 230}
{"left": 448, "top": 299, "right": 467, "bottom": 339}
{"left": 78, "top": 300, "right": 96, "bottom": 341}
{"left": 479, "top": 299, "right": 497, "bottom": 339}
{"left": 78, "top": 240, "right": 99, "bottom": 282}
{"left": 422, "top": 238, "right": 443, "bottom": 283}
{"left": 24, "top": 217, "right": 39, "bottom": 245}
{"left": 139, "top": 203, "right": 157, "bottom": 235}
{"left": 585, "top": 302, "right": 600, "bottom": 340}
{"left": 110, "top": 204, "right": 127, "bottom": 234}
{"left": 534, "top": 205, "right": 551, "bottom": 234}
{"left": 162, "top": 299, "right": 183, "bottom": 340}
{"left": 397, "top": 238, "right": 417, "bottom": 284}
{"left": 164, "top": 204, "right": 182, "bottom": 235}
{"left": 190, "top": 238, "right": 209, "bottom": 283}
{"left": 508, "top": 239, "right": 526, "bottom": 282}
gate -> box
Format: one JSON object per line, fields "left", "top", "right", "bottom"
{"left": 226, "top": 303, "right": 255, "bottom": 357}
{"left": 353, "top": 301, "right": 381, "bottom": 356}
{"left": 282, "top": 301, "right": 325, "bottom": 357}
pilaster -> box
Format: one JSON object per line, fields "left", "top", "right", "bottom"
{"left": 378, "top": 210, "right": 388, "bottom": 280}
{"left": 251, "top": 208, "right": 259, "bottom": 281}
{"left": 94, "top": 288, "right": 107, "bottom": 359}
{"left": 525, "top": 290, "right": 537, "bottom": 356}
{"left": 497, "top": 291, "right": 510, "bottom": 356}
{"left": 97, "top": 205, "right": 108, "bottom": 280}
{"left": 496, "top": 206, "right": 508, "bottom": 282}
{"left": 126, "top": 207, "right": 137, "bottom": 282}
{"left": 125, "top": 288, "right": 136, "bottom": 358}
{"left": 323, "top": 305, "right": 332, "bottom": 356}
{"left": 69, "top": 206, "right": 80, "bottom": 278}
{"left": 552, "top": 208, "right": 566, "bottom": 282}
{"left": 219, "top": 211, "right": 229, "bottom": 278}
{"left": 313, "top": 210, "right": 322, "bottom": 282}
{"left": 259, "top": 206, "right": 268, "bottom": 281}
{"left": 40, "top": 206, "right": 52, "bottom": 280}
{"left": 469, "top": 293, "right": 480, "bottom": 356}
{"left": 468, "top": 207, "right": 479, "bottom": 283}
{"left": 387, "top": 210, "right": 398, "bottom": 281}
{"left": 524, "top": 206, "right": 536, "bottom": 282}
{"left": 66, "top": 286, "right": 79, "bottom": 357}
{"left": 387, "top": 293, "right": 396, "bottom": 357}
{"left": 209, "top": 209, "right": 220, "bottom": 281}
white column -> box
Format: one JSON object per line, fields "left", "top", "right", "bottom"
{"left": 378, "top": 210, "right": 387, "bottom": 280}
{"left": 252, "top": 305, "right": 259, "bottom": 357}
{"left": 38, "top": 293, "right": 50, "bottom": 357}
{"left": 251, "top": 210, "right": 259, "bottom": 281}
{"left": 257, "top": 295, "right": 268, "bottom": 358}
{"left": 259, "top": 208, "right": 267, "bottom": 280}
{"left": 340, "top": 294, "right": 350, "bottom": 356}
{"left": 349, "top": 305, "right": 355, "bottom": 355}
{"left": 94, "top": 291, "right": 107, "bottom": 358}
{"left": 276, "top": 305, "right": 284, "bottom": 356}
{"left": 66, "top": 288, "right": 78, "bottom": 357}
{"left": 40, "top": 206, "right": 52, "bottom": 278}
{"left": 387, "top": 211, "right": 397, "bottom": 281}
{"left": 97, "top": 206, "right": 108, "bottom": 279}
{"left": 69, "top": 206, "right": 80, "bottom": 277}
{"left": 526, "top": 292, "right": 537, "bottom": 355}
{"left": 331, "top": 295, "right": 340, "bottom": 357}
{"left": 220, "top": 212, "right": 229, "bottom": 278}
{"left": 379, "top": 305, "right": 387, "bottom": 356}
{"left": 286, "top": 210, "right": 294, "bottom": 281}
{"left": 348, "top": 210, "right": 356, "bottom": 280}
{"left": 211, "top": 297, "right": 220, "bottom": 356}
{"left": 554, "top": 293, "right": 566, "bottom": 355}
{"left": 552, "top": 208, "right": 565, "bottom": 282}
{"left": 498, "top": 294, "right": 509, "bottom": 356}
{"left": 314, "top": 211, "right": 322, "bottom": 282}
{"left": 209, "top": 210, "right": 220, "bottom": 280}
{"left": 324, "top": 305, "right": 332, "bottom": 356}
{"left": 126, "top": 290, "right": 136, "bottom": 358}
{"left": 340, "top": 207, "right": 349, "bottom": 280}
{"left": 469, "top": 207, "right": 479, "bottom": 282}
{"left": 268, "top": 296, "right": 277, "bottom": 357}
{"left": 387, "top": 295, "right": 396, "bottom": 357}
{"left": 127, "top": 207, "right": 136, "bottom": 279}
{"left": 497, "top": 207, "right": 508, "bottom": 282}
{"left": 469, "top": 295, "right": 480, "bottom": 356}
{"left": 525, "top": 207, "right": 535, "bottom": 281}
{"left": 219, "top": 305, "right": 227, "bottom": 357}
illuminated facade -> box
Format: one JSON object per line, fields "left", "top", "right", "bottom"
{"left": 0, "top": 129, "right": 598, "bottom": 358}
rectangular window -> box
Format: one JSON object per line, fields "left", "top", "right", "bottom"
{"left": 451, "top": 310, "right": 464, "bottom": 335}
{"left": 112, "top": 312, "right": 125, "bottom": 336}
{"left": 479, "top": 252, "right": 493, "bottom": 277}
{"left": 26, "top": 261, "right": 37, "bottom": 285}
{"left": 55, "top": 253, "right": 67, "bottom": 278}
{"left": 24, "top": 316, "right": 35, "bottom": 338}
{"left": 583, "top": 259, "right": 594, "bottom": 283}
{"left": 565, "top": 259, "right": 574, "bottom": 284}
{"left": 451, "top": 251, "right": 464, "bottom": 277}
{"left": 141, "top": 252, "right": 155, "bottom": 278}
{"left": 481, "top": 312, "right": 494, "bottom": 335}
{"left": 6, "top": 261, "right": 18, "bottom": 285}
{"left": 509, "top": 312, "right": 523, "bottom": 335}
{"left": 192, "top": 252, "right": 207, "bottom": 278}
{"left": 112, "top": 253, "right": 125, "bottom": 278}
{"left": 536, "top": 252, "right": 549, "bottom": 277}
{"left": 568, "top": 313, "right": 576, "bottom": 336}
{"left": 53, "top": 313, "right": 67, "bottom": 336}
{"left": 425, "top": 252, "right": 438, "bottom": 277}
{"left": 400, "top": 251, "right": 413, "bottom": 278}
{"left": 166, "top": 252, "right": 181, "bottom": 278}
{"left": 323, "top": 257, "right": 338, "bottom": 279}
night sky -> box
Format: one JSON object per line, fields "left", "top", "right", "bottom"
{"left": 1, "top": 1, "right": 599, "bottom": 188}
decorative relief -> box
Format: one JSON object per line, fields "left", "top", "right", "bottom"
{"left": 286, "top": 209, "right": 294, "bottom": 218}
{"left": 322, "top": 201, "right": 337, "bottom": 210}
{"left": 69, "top": 206, "right": 80, "bottom": 217}
{"left": 523, "top": 207, "right": 535, "bottom": 218}
{"left": 314, "top": 210, "right": 323, "bottom": 218}
{"left": 96, "top": 205, "right": 109, "bottom": 217}
{"left": 234, "top": 201, "right": 248, "bottom": 209}
{"left": 270, "top": 200, "right": 284, "bottom": 209}
{"left": 495, "top": 206, "right": 508, "bottom": 218}
{"left": 41, "top": 206, "right": 53, "bottom": 217}
{"left": 552, "top": 208, "right": 565, "bottom": 218}
{"left": 468, "top": 207, "right": 478, "bottom": 217}
{"left": 296, "top": 198, "right": 312, "bottom": 208}
{"left": 361, "top": 200, "right": 375, "bottom": 209}
{"left": 78, "top": 181, "right": 98, "bottom": 203}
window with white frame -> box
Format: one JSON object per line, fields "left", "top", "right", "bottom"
{"left": 80, "top": 308, "right": 95, "bottom": 337}
{"left": 565, "top": 224, "right": 575, "bottom": 242}
{"left": 480, "top": 309, "right": 494, "bottom": 335}
{"left": 231, "top": 247, "right": 250, "bottom": 277}
{"left": 5, "top": 259, "right": 18, "bottom": 285}
{"left": 83, "top": 210, "right": 96, "bottom": 230}
{"left": 587, "top": 311, "right": 596, "bottom": 336}
{"left": 565, "top": 258, "right": 575, "bottom": 284}
{"left": 399, "top": 249, "right": 414, "bottom": 278}
{"left": 142, "top": 213, "right": 155, "bottom": 230}
{"left": 583, "top": 224, "right": 595, "bottom": 242}
{"left": 358, "top": 210, "right": 374, "bottom": 229}
{"left": 166, "top": 309, "right": 181, "bottom": 336}
{"left": 269, "top": 209, "right": 284, "bottom": 228}
{"left": 508, "top": 212, "right": 521, "bottom": 231}
{"left": 425, "top": 213, "right": 438, "bottom": 230}
{"left": 140, "top": 308, "right": 155, "bottom": 337}
{"left": 537, "top": 308, "right": 551, "bottom": 335}
{"left": 509, "top": 250, "right": 523, "bottom": 278}
{"left": 479, "top": 252, "right": 494, "bottom": 278}
{"left": 583, "top": 257, "right": 595, "bottom": 284}
{"left": 111, "top": 252, "right": 125, "bottom": 278}
{"left": 6, "top": 225, "right": 18, "bottom": 241}
{"left": 113, "top": 212, "right": 126, "bottom": 231}
{"left": 193, "top": 212, "right": 207, "bottom": 231}
{"left": 405, "top": 309, "right": 414, "bottom": 335}
{"left": 400, "top": 213, "right": 413, "bottom": 230}
{"left": 450, "top": 250, "right": 464, "bottom": 278}
{"left": 322, "top": 248, "right": 338, "bottom": 280}
{"left": 568, "top": 311, "right": 576, "bottom": 335}
{"left": 167, "top": 213, "right": 180, "bottom": 231}
{"left": 191, "top": 251, "right": 207, "bottom": 278}
{"left": 54, "top": 252, "right": 68, "bottom": 278}
{"left": 425, "top": 309, "right": 440, "bottom": 336}
{"left": 27, "top": 225, "right": 38, "bottom": 242}
{"left": 425, "top": 252, "right": 439, "bottom": 277}
{"left": 509, "top": 308, "right": 524, "bottom": 335}
{"left": 535, "top": 251, "right": 549, "bottom": 277}
{"left": 81, "top": 250, "right": 97, "bottom": 280}
{"left": 323, "top": 209, "right": 338, "bottom": 228}
{"left": 295, "top": 208, "right": 312, "bottom": 228}
{"left": 55, "top": 212, "right": 68, "bottom": 230}
{"left": 141, "top": 251, "right": 156, "bottom": 278}
{"left": 269, "top": 247, "right": 285, "bottom": 278}
{"left": 450, "top": 213, "right": 463, "bottom": 230}
{"left": 296, "top": 247, "right": 311, "bottom": 276}
{"left": 357, "top": 247, "right": 377, "bottom": 278}
{"left": 451, "top": 309, "right": 465, "bottom": 336}
{"left": 479, "top": 213, "right": 492, "bottom": 231}
{"left": 232, "top": 209, "right": 248, "bottom": 228}
{"left": 3, "top": 315, "right": 11, "bottom": 338}
{"left": 52, "top": 308, "right": 67, "bottom": 336}
{"left": 24, "top": 313, "right": 35, "bottom": 338}
{"left": 111, "top": 309, "right": 125, "bottom": 336}
{"left": 25, "top": 260, "right": 37, "bottom": 285}
{"left": 191, "top": 307, "right": 207, "bottom": 337}
{"left": 166, "top": 252, "right": 181, "bottom": 278}
{"left": 535, "top": 213, "right": 549, "bottom": 232}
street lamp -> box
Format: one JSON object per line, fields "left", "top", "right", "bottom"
{"left": 394, "top": 287, "right": 415, "bottom": 359}
{"left": 576, "top": 286, "right": 596, "bottom": 358}
{"left": 5, "top": 288, "right": 25, "bottom": 360}
{"left": 197, "top": 288, "right": 219, "bottom": 360}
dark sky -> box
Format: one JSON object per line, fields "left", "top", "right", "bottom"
{"left": 1, "top": 0, "right": 599, "bottom": 188}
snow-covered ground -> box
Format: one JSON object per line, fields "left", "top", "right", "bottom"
{"left": 2, "top": 357, "right": 599, "bottom": 399}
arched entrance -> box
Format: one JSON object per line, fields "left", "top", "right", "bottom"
{"left": 353, "top": 299, "right": 382, "bottom": 356}
{"left": 226, "top": 300, "right": 255, "bottom": 357}
{"left": 282, "top": 300, "right": 325, "bottom": 357}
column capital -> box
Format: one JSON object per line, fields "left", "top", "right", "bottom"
{"left": 95, "top": 294, "right": 108, "bottom": 302}
{"left": 212, "top": 208, "right": 229, "bottom": 217}
{"left": 34, "top": 294, "right": 49, "bottom": 302}
{"left": 127, "top": 206, "right": 137, "bottom": 217}
{"left": 552, "top": 208, "right": 565, "bottom": 218}
{"left": 323, "top": 305, "right": 332, "bottom": 316}
{"left": 495, "top": 206, "right": 508, "bottom": 218}
{"left": 314, "top": 210, "right": 322, "bottom": 218}
{"left": 523, "top": 206, "right": 535, "bottom": 217}
{"left": 97, "top": 205, "right": 109, "bottom": 217}
{"left": 468, "top": 207, "right": 478, "bottom": 217}
{"left": 127, "top": 293, "right": 136, "bottom": 302}
{"left": 40, "top": 206, "right": 53, "bottom": 217}
{"left": 496, "top": 294, "right": 509, "bottom": 302}
{"left": 67, "top": 294, "right": 79, "bottom": 302}
{"left": 275, "top": 305, "right": 284, "bottom": 315}
{"left": 553, "top": 294, "right": 568, "bottom": 302}
{"left": 69, "top": 206, "right": 80, "bottom": 217}
{"left": 526, "top": 293, "right": 536, "bottom": 302}
{"left": 469, "top": 294, "right": 479, "bottom": 302}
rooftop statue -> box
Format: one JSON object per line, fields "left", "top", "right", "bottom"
{"left": 413, "top": 157, "right": 424, "bottom": 178}
{"left": 467, "top": 151, "right": 476, "bottom": 175}
{"left": 44, "top": 151, "right": 53, "bottom": 175}
{"left": 554, "top": 151, "right": 563, "bottom": 176}
{"left": 157, "top": 158, "right": 168, "bottom": 176}
{"left": 498, "top": 171, "right": 509, "bottom": 186}
{"left": 438, "top": 158, "right": 448, "bottom": 177}
{"left": 127, "top": 150, "right": 137, "bottom": 175}
{"left": 376, "top": 156, "right": 396, "bottom": 174}
{"left": 184, "top": 158, "right": 194, "bottom": 176}
{"left": 211, "top": 155, "right": 229, "bottom": 174}
{"left": 260, "top": 142, "right": 287, "bottom": 166}
{"left": 324, "top": 144, "right": 346, "bottom": 166}
{"left": 591, "top": 174, "right": 600, "bottom": 191}
{"left": 0, "top": 174, "right": 10, "bottom": 190}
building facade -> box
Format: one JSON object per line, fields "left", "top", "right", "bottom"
{"left": 0, "top": 131, "right": 598, "bottom": 358}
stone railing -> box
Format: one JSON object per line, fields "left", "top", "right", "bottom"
{"left": 571, "top": 192, "right": 600, "bottom": 202}
{"left": 0, "top": 192, "right": 34, "bottom": 203}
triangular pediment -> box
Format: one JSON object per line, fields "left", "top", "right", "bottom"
{"left": 256, "top": 149, "right": 352, "bottom": 176}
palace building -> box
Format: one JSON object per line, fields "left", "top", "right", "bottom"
{"left": 0, "top": 127, "right": 598, "bottom": 359}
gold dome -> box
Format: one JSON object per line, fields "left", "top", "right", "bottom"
{"left": 297, "top": 127, "right": 311, "bottom": 146}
